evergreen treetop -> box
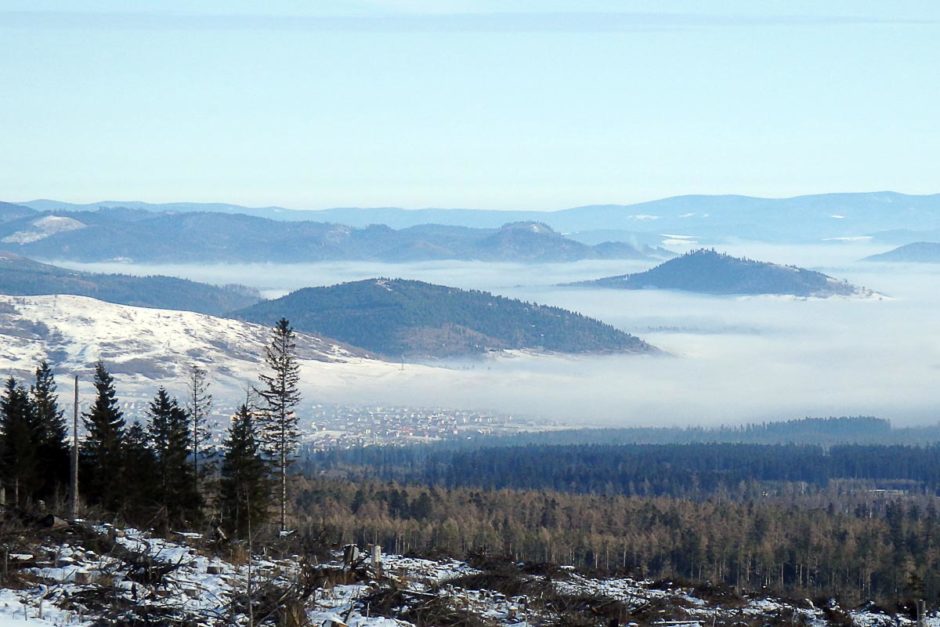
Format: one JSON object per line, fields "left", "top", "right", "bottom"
{"left": 0, "top": 376, "right": 39, "bottom": 505}
{"left": 148, "top": 387, "right": 200, "bottom": 528}
{"left": 220, "top": 403, "right": 270, "bottom": 538}
{"left": 30, "top": 361, "right": 68, "bottom": 450}
{"left": 81, "top": 362, "right": 127, "bottom": 510}
{"left": 257, "top": 317, "right": 302, "bottom": 532}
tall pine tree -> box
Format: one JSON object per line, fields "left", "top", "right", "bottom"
{"left": 257, "top": 318, "right": 301, "bottom": 532}
{"left": 81, "top": 362, "right": 126, "bottom": 511}
{"left": 187, "top": 365, "right": 214, "bottom": 499}
{"left": 30, "top": 361, "right": 69, "bottom": 500}
{"left": 220, "top": 403, "right": 270, "bottom": 539}
{"left": 0, "top": 377, "right": 39, "bottom": 506}
{"left": 148, "top": 388, "right": 200, "bottom": 529}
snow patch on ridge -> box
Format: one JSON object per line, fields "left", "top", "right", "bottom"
{"left": 1, "top": 215, "right": 86, "bottom": 244}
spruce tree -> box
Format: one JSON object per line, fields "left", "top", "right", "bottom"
{"left": 187, "top": 365, "right": 214, "bottom": 498}
{"left": 0, "top": 377, "right": 39, "bottom": 506}
{"left": 30, "top": 361, "right": 69, "bottom": 500}
{"left": 220, "top": 404, "right": 269, "bottom": 538}
{"left": 257, "top": 318, "right": 301, "bottom": 532}
{"left": 81, "top": 362, "right": 126, "bottom": 511}
{"left": 147, "top": 387, "right": 200, "bottom": 528}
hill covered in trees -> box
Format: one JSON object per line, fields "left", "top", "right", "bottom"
{"left": 864, "top": 242, "right": 940, "bottom": 263}
{"left": 234, "top": 278, "right": 655, "bottom": 358}
{"left": 573, "top": 249, "right": 870, "bottom": 297}
{"left": 0, "top": 251, "right": 260, "bottom": 315}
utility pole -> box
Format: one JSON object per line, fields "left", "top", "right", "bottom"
{"left": 69, "top": 375, "right": 79, "bottom": 520}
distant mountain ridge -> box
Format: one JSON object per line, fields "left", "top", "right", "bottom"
{"left": 233, "top": 278, "right": 656, "bottom": 358}
{"left": 863, "top": 242, "right": 940, "bottom": 263}
{"left": 0, "top": 209, "right": 667, "bottom": 263}
{"left": 20, "top": 191, "right": 940, "bottom": 245}
{"left": 0, "top": 201, "right": 35, "bottom": 223}
{"left": 0, "top": 252, "right": 260, "bottom": 315}
{"left": 572, "top": 249, "right": 871, "bottom": 297}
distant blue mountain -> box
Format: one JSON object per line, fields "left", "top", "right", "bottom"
{"left": 0, "top": 209, "right": 666, "bottom": 263}
{"left": 864, "top": 242, "right": 940, "bottom": 263}
{"left": 21, "top": 191, "right": 940, "bottom": 245}
{"left": 572, "top": 249, "right": 870, "bottom": 297}
{"left": 0, "top": 201, "right": 36, "bottom": 223}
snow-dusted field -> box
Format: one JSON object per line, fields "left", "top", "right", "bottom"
{"left": 1, "top": 522, "right": 937, "bottom": 626}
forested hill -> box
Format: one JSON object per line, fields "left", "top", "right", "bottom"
{"left": 574, "top": 249, "right": 869, "bottom": 296}
{"left": 864, "top": 242, "right": 940, "bottom": 263}
{"left": 233, "top": 278, "right": 654, "bottom": 358}
{"left": 0, "top": 251, "right": 260, "bottom": 315}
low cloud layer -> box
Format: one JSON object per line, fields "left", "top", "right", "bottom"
{"left": 55, "top": 244, "right": 940, "bottom": 427}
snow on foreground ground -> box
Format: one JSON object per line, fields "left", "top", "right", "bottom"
{"left": 0, "top": 521, "right": 937, "bottom": 626}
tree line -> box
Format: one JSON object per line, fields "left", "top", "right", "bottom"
{"left": 293, "top": 475, "right": 940, "bottom": 608}
{"left": 303, "top": 441, "right": 940, "bottom": 497}
{"left": 0, "top": 318, "right": 301, "bottom": 538}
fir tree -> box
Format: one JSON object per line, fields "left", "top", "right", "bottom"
{"left": 30, "top": 361, "right": 69, "bottom": 500}
{"left": 257, "top": 318, "right": 301, "bottom": 532}
{"left": 0, "top": 377, "right": 39, "bottom": 506}
{"left": 220, "top": 404, "right": 269, "bottom": 538}
{"left": 147, "top": 387, "right": 200, "bottom": 528}
{"left": 81, "top": 362, "right": 126, "bottom": 511}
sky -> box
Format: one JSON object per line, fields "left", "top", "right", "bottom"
{"left": 1, "top": 0, "right": 938, "bottom": 210}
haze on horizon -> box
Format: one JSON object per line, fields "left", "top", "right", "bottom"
{"left": 2, "top": 0, "right": 939, "bottom": 210}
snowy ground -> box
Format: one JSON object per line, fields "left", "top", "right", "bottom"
{"left": 0, "top": 521, "right": 938, "bottom": 626}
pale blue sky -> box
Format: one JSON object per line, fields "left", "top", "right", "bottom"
{"left": 1, "top": 1, "right": 938, "bottom": 210}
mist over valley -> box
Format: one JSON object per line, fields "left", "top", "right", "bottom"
{"left": 34, "top": 240, "right": 940, "bottom": 427}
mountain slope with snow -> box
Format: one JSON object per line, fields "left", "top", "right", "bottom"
{"left": 0, "top": 294, "right": 399, "bottom": 408}
{"left": 1, "top": 214, "right": 86, "bottom": 244}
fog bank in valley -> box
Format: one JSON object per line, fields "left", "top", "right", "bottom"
{"left": 53, "top": 243, "right": 940, "bottom": 427}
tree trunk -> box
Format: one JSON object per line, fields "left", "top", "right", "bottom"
{"left": 280, "top": 418, "right": 287, "bottom": 532}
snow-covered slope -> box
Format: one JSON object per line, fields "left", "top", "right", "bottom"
{"left": 0, "top": 294, "right": 418, "bottom": 413}
{"left": 1, "top": 215, "right": 86, "bottom": 244}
